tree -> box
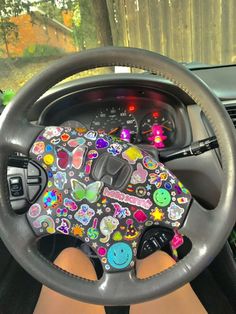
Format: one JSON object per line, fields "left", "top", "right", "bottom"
{"left": 0, "top": 20, "right": 18, "bottom": 57}
{"left": 0, "top": 0, "right": 32, "bottom": 57}
{"left": 92, "top": 0, "right": 113, "bottom": 46}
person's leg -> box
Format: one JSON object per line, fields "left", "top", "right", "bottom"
{"left": 34, "top": 247, "right": 105, "bottom": 314}
{"left": 130, "top": 251, "right": 207, "bottom": 314}
{"left": 35, "top": 248, "right": 206, "bottom": 314}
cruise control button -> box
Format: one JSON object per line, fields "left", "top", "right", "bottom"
{"left": 27, "top": 177, "right": 41, "bottom": 184}
{"left": 9, "top": 177, "right": 24, "bottom": 197}
{"left": 11, "top": 190, "right": 23, "bottom": 197}
{"left": 27, "top": 162, "right": 40, "bottom": 177}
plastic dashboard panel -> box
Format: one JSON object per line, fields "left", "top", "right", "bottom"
{"left": 38, "top": 82, "right": 192, "bottom": 152}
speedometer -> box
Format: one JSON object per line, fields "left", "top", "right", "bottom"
{"left": 90, "top": 106, "right": 138, "bottom": 142}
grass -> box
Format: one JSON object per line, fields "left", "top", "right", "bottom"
{"left": 0, "top": 55, "right": 111, "bottom": 93}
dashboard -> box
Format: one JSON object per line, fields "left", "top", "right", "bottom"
{"left": 38, "top": 85, "right": 191, "bottom": 151}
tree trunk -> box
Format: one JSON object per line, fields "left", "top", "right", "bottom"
{"left": 1, "top": 24, "right": 10, "bottom": 58}
{"left": 92, "top": 0, "right": 113, "bottom": 46}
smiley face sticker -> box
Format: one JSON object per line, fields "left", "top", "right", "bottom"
{"left": 153, "top": 188, "right": 171, "bottom": 207}
{"left": 107, "top": 242, "right": 133, "bottom": 269}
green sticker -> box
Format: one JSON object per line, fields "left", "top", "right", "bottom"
{"left": 153, "top": 188, "right": 171, "bottom": 207}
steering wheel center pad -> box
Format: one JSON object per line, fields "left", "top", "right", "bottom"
{"left": 27, "top": 126, "right": 191, "bottom": 272}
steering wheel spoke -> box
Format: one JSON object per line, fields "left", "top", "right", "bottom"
{"left": 179, "top": 198, "right": 215, "bottom": 247}
{"left": 7, "top": 122, "right": 44, "bottom": 156}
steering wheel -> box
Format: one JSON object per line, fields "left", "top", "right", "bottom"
{"left": 0, "top": 47, "right": 235, "bottom": 305}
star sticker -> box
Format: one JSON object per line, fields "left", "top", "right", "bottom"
{"left": 138, "top": 225, "right": 144, "bottom": 230}
{"left": 96, "top": 209, "right": 103, "bottom": 215}
{"left": 71, "top": 130, "right": 77, "bottom": 136}
{"left": 79, "top": 172, "right": 85, "bottom": 178}
{"left": 146, "top": 184, "right": 152, "bottom": 191}
{"left": 170, "top": 179, "right": 175, "bottom": 184}
{"left": 132, "top": 241, "right": 137, "bottom": 248}
{"left": 51, "top": 165, "right": 57, "bottom": 172}
{"left": 92, "top": 242, "right": 98, "bottom": 249}
{"left": 47, "top": 209, "right": 52, "bottom": 215}
{"left": 150, "top": 208, "right": 164, "bottom": 221}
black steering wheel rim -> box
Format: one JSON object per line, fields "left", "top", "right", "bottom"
{"left": 0, "top": 47, "right": 235, "bottom": 305}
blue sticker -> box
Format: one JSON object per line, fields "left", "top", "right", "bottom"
{"left": 46, "top": 144, "right": 53, "bottom": 152}
{"left": 107, "top": 242, "right": 132, "bottom": 269}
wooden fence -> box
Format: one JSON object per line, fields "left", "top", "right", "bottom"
{"left": 107, "top": 0, "right": 236, "bottom": 64}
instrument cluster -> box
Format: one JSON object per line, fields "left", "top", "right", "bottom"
{"left": 89, "top": 104, "right": 176, "bottom": 149}
{"left": 42, "top": 88, "right": 190, "bottom": 151}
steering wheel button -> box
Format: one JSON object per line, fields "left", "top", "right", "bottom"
{"left": 11, "top": 190, "right": 23, "bottom": 197}
{"left": 27, "top": 177, "right": 41, "bottom": 185}
{"left": 27, "top": 162, "right": 40, "bottom": 177}
{"left": 9, "top": 177, "right": 24, "bottom": 197}
{"left": 28, "top": 185, "right": 41, "bottom": 201}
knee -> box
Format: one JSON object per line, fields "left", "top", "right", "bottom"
{"left": 54, "top": 247, "right": 81, "bottom": 267}
{"left": 54, "top": 247, "right": 97, "bottom": 280}
{"left": 136, "top": 251, "right": 176, "bottom": 279}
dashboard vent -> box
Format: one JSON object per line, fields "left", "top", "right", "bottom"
{"left": 225, "top": 104, "right": 236, "bottom": 128}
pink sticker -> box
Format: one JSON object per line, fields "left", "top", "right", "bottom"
{"left": 103, "top": 187, "right": 152, "bottom": 210}
{"left": 97, "top": 247, "right": 107, "bottom": 256}
{"left": 85, "top": 160, "right": 92, "bottom": 175}
{"left": 32, "top": 142, "right": 45, "bottom": 155}
{"left": 171, "top": 230, "right": 184, "bottom": 249}
{"left": 87, "top": 150, "right": 98, "bottom": 159}
{"left": 29, "top": 203, "right": 41, "bottom": 218}
{"left": 133, "top": 210, "right": 148, "bottom": 223}
{"left": 131, "top": 163, "right": 148, "bottom": 184}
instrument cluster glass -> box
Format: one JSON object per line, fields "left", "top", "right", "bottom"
{"left": 90, "top": 103, "right": 176, "bottom": 149}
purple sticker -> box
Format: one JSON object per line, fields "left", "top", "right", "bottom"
{"left": 96, "top": 138, "right": 109, "bottom": 149}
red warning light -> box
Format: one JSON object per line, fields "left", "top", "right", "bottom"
{"left": 128, "top": 104, "right": 137, "bottom": 113}
{"left": 152, "top": 111, "right": 159, "bottom": 118}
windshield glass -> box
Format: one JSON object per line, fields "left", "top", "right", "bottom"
{"left": 1, "top": 0, "right": 235, "bottom": 93}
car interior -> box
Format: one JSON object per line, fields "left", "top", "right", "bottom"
{"left": 0, "top": 1, "right": 236, "bottom": 314}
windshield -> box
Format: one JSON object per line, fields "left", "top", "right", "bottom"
{"left": 1, "top": 0, "right": 235, "bottom": 94}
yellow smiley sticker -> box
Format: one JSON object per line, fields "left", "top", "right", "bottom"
{"left": 43, "top": 154, "right": 54, "bottom": 165}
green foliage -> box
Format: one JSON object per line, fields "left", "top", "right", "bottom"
{"left": 23, "top": 44, "right": 65, "bottom": 58}
{"left": 0, "top": 89, "right": 15, "bottom": 106}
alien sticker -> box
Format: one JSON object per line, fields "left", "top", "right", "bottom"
{"left": 100, "top": 216, "right": 119, "bottom": 243}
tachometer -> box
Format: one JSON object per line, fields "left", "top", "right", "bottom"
{"left": 90, "top": 106, "right": 138, "bottom": 142}
{"left": 140, "top": 110, "right": 176, "bottom": 148}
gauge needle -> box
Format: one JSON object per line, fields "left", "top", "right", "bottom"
{"left": 142, "top": 125, "right": 172, "bottom": 134}
{"left": 108, "top": 127, "right": 119, "bottom": 135}
{"left": 142, "top": 129, "right": 152, "bottom": 135}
